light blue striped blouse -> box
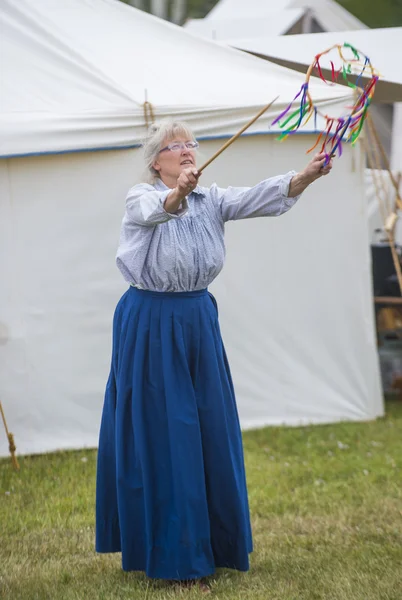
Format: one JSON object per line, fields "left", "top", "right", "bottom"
{"left": 116, "top": 172, "right": 301, "bottom": 292}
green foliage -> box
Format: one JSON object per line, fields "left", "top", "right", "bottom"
{"left": 1, "top": 401, "right": 402, "bottom": 598}
{"left": 187, "top": 0, "right": 402, "bottom": 25}
{"left": 337, "top": 0, "right": 402, "bottom": 28}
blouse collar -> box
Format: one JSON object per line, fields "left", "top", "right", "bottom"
{"left": 154, "top": 177, "right": 206, "bottom": 197}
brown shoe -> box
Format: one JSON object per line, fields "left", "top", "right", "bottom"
{"left": 198, "top": 580, "right": 211, "bottom": 594}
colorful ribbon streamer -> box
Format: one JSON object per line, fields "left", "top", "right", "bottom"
{"left": 271, "top": 43, "right": 379, "bottom": 164}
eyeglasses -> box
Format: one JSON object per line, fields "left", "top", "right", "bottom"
{"left": 159, "top": 141, "right": 199, "bottom": 153}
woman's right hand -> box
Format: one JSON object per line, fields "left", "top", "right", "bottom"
{"left": 164, "top": 168, "right": 200, "bottom": 214}
{"left": 176, "top": 168, "right": 199, "bottom": 199}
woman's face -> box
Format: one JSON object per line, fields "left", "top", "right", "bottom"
{"left": 152, "top": 135, "right": 197, "bottom": 183}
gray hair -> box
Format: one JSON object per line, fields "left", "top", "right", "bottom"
{"left": 142, "top": 118, "right": 196, "bottom": 182}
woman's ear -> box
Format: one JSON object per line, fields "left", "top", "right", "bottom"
{"left": 152, "top": 159, "right": 161, "bottom": 173}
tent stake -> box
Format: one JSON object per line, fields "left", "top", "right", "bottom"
{"left": 0, "top": 401, "right": 20, "bottom": 471}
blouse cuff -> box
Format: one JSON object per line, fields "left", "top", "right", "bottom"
{"left": 162, "top": 193, "right": 189, "bottom": 219}
{"left": 280, "top": 170, "right": 301, "bottom": 207}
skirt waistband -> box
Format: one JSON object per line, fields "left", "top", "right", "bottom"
{"left": 129, "top": 286, "right": 208, "bottom": 299}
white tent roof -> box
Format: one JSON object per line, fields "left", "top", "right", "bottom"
{"left": 0, "top": 0, "right": 354, "bottom": 158}
{"left": 229, "top": 28, "right": 402, "bottom": 104}
{"left": 206, "top": 0, "right": 367, "bottom": 31}
{"left": 287, "top": 0, "right": 367, "bottom": 32}
{"left": 184, "top": 9, "right": 304, "bottom": 40}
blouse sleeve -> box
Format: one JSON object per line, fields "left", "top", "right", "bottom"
{"left": 125, "top": 183, "right": 189, "bottom": 226}
{"left": 215, "top": 171, "right": 301, "bottom": 222}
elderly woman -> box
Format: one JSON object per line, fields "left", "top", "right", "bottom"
{"left": 96, "top": 119, "right": 332, "bottom": 587}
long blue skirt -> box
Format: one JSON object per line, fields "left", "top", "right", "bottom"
{"left": 96, "top": 287, "right": 252, "bottom": 580}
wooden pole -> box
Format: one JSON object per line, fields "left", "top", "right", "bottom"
{"left": 0, "top": 401, "right": 20, "bottom": 471}
{"left": 198, "top": 96, "right": 279, "bottom": 173}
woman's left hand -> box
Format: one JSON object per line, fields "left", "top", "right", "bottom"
{"left": 303, "top": 151, "right": 333, "bottom": 183}
{"left": 287, "top": 152, "right": 334, "bottom": 197}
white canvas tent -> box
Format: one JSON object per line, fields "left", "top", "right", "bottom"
{"left": 0, "top": 0, "right": 383, "bottom": 457}
{"left": 205, "top": 0, "right": 367, "bottom": 31}
{"left": 229, "top": 28, "right": 402, "bottom": 104}
{"left": 185, "top": 0, "right": 367, "bottom": 39}
{"left": 185, "top": 9, "right": 304, "bottom": 40}
{"left": 1, "top": 0, "right": 357, "bottom": 156}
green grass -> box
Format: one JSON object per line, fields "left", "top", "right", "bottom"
{"left": 1, "top": 400, "right": 402, "bottom": 599}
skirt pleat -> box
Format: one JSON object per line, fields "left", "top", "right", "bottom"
{"left": 96, "top": 287, "right": 252, "bottom": 580}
